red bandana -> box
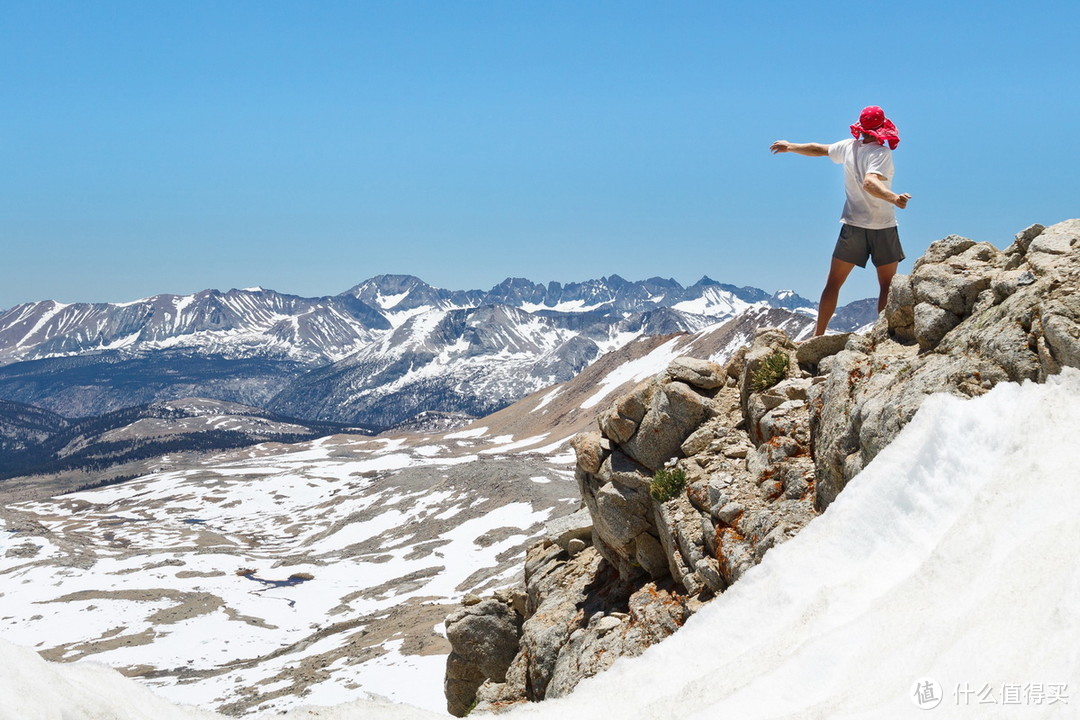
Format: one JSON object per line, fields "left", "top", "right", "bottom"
{"left": 850, "top": 105, "right": 900, "bottom": 149}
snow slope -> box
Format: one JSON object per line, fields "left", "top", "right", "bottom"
{"left": 3, "top": 369, "right": 1078, "bottom": 718}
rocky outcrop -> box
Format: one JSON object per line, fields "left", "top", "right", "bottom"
{"left": 444, "top": 219, "right": 1080, "bottom": 716}
{"left": 443, "top": 331, "right": 825, "bottom": 715}
{"left": 814, "top": 219, "right": 1080, "bottom": 508}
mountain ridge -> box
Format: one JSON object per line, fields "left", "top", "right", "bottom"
{"left": 0, "top": 275, "right": 831, "bottom": 368}
{"left": 0, "top": 275, "right": 867, "bottom": 427}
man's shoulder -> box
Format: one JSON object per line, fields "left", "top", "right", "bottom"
{"left": 863, "top": 142, "right": 895, "bottom": 169}
{"left": 827, "top": 138, "right": 853, "bottom": 163}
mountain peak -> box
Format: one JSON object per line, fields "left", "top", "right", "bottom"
{"left": 342, "top": 274, "right": 432, "bottom": 298}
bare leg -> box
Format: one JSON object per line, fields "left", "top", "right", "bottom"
{"left": 816, "top": 257, "right": 856, "bottom": 336}
{"left": 875, "top": 262, "right": 898, "bottom": 313}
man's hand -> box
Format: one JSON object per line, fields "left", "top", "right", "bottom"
{"left": 864, "top": 173, "right": 912, "bottom": 209}
{"left": 771, "top": 140, "right": 829, "bottom": 157}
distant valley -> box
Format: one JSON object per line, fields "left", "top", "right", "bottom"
{"left": 0, "top": 397, "right": 373, "bottom": 502}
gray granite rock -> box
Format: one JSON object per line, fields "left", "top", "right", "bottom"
{"left": 665, "top": 356, "right": 726, "bottom": 390}
{"left": 598, "top": 380, "right": 653, "bottom": 444}
{"left": 796, "top": 333, "right": 852, "bottom": 370}
{"left": 913, "top": 234, "right": 977, "bottom": 269}
{"left": 621, "top": 380, "right": 710, "bottom": 471}
{"left": 593, "top": 482, "right": 651, "bottom": 564}
{"left": 444, "top": 598, "right": 523, "bottom": 715}
{"left": 884, "top": 273, "right": 916, "bottom": 342}
{"left": 544, "top": 507, "right": 593, "bottom": 552}
{"left": 597, "top": 449, "right": 654, "bottom": 493}
{"left": 914, "top": 302, "right": 962, "bottom": 350}
{"left": 634, "top": 532, "right": 670, "bottom": 579}
{"left": 571, "top": 431, "right": 607, "bottom": 474}
{"left": 1004, "top": 223, "right": 1045, "bottom": 255}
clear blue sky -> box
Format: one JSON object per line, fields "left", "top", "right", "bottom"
{"left": 2, "top": 0, "right": 1076, "bottom": 310}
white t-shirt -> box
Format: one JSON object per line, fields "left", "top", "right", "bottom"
{"left": 828, "top": 138, "right": 897, "bottom": 229}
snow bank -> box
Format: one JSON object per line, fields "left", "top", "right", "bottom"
{"left": 0, "top": 636, "right": 444, "bottom": 720}
{"left": 0, "top": 639, "right": 222, "bottom": 720}
{"left": 4, "top": 370, "right": 1080, "bottom": 719}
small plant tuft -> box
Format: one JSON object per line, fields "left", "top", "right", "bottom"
{"left": 750, "top": 351, "right": 790, "bottom": 392}
{"left": 650, "top": 466, "right": 687, "bottom": 502}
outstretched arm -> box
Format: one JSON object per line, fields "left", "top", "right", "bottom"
{"left": 770, "top": 140, "right": 829, "bottom": 156}
{"left": 863, "top": 173, "right": 912, "bottom": 209}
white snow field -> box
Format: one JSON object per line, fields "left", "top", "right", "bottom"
{"left": 0, "top": 431, "right": 578, "bottom": 717}
{"left": 3, "top": 369, "right": 1080, "bottom": 719}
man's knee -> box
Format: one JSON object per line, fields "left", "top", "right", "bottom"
{"left": 823, "top": 276, "right": 847, "bottom": 294}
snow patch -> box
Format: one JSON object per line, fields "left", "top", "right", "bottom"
{"left": 444, "top": 426, "right": 488, "bottom": 440}
{"left": 580, "top": 337, "right": 684, "bottom": 410}
{"left": 479, "top": 434, "right": 549, "bottom": 455}
{"left": 533, "top": 387, "right": 563, "bottom": 412}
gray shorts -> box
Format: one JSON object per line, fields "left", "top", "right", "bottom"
{"left": 832, "top": 224, "right": 906, "bottom": 268}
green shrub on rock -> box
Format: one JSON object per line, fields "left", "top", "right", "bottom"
{"left": 751, "top": 351, "right": 790, "bottom": 392}
{"left": 650, "top": 466, "right": 687, "bottom": 502}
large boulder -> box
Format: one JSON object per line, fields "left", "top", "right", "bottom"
{"left": 444, "top": 597, "right": 523, "bottom": 716}
{"left": 570, "top": 431, "right": 608, "bottom": 475}
{"left": 593, "top": 482, "right": 652, "bottom": 557}
{"left": 907, "top": 239, "right": 1003, "bottom": 351}
{"left": 796, "top": 333, "right": 851, "bottom": 371}
{"left": 621, "top": 380, "right": 714, "bottom": 471}
{"left": 544, "top": 507, "right": 593, "bottom": 552}
{"left": 664, "top": 357, "right": 726, "bottom": 389}
{"left": 597, "top": 380, "right": 653, "bottom": 445}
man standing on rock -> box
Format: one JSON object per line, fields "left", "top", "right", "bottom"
{"left": 771, "top": 106, "right": 912, "bottom": 336}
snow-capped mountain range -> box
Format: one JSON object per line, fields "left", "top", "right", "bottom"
{"left": 269, "top": 304, "right": 811, "bottom": 428}
{"left": 0, "top": 275, "right": 820, "bottom": 367}
{"left": 0, "top": 276, "right": 859, "bottom": 426}
{"left": 0, "top": 287, "right": 392, "bottom": 366}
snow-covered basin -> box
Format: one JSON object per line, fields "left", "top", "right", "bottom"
{"left": 3, "top": 369, "right": 1080, "bottom": 718}
{"left": 0, "top": 430, "right": 573, "bottom": 717}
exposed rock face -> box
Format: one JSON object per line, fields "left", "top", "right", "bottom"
{"left": 443, "top": 219, "right": 1080, "bottom": 716}
{"left": 814, "top": 219, "right": 1080, "bottom": 509}
{"left": 443, "top": 331, "right": 825, "bottom": 715}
